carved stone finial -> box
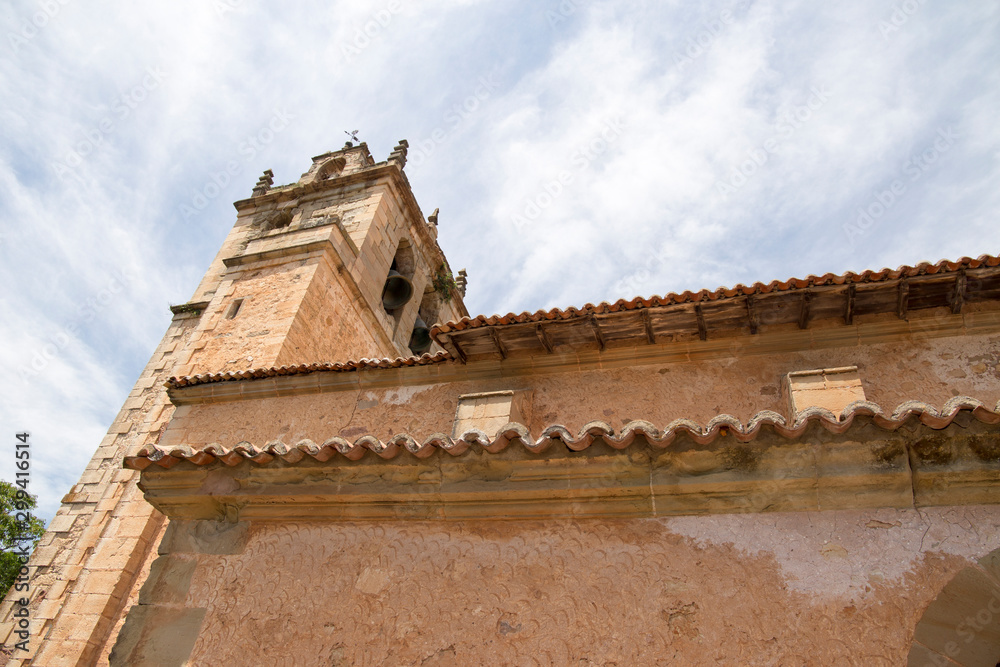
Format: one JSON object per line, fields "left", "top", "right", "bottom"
{"left": 428, "top": 208, "right": 439, "bottom": 226}
{"left": 456, "top": 269, "right": 468, "bottom": 297}
{"left": 388, "top": 139, "right": 409, "bottom": 168}
{"left": 251, "top": 169, "right": 275, "bottom": 197}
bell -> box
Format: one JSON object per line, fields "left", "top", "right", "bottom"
{"left": 382, "top": 270, "right": 413, "bottom": 311}
{"left": 408, "top": 317, "right": 432, "bottom": 355}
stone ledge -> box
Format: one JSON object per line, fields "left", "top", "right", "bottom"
{"left": 133, "top": 418, "right": 1000, "bottom": 522}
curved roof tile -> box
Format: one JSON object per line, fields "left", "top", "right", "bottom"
{"left": 166, "top": 253, "right": 999, "bottom": 389}
{"left": 125, "top": 396, "right": 1000, "bottom": 470}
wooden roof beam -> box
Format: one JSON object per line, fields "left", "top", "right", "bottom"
{"left": 844, "top": 285, "right": 856, "bottom": 325}
{"left": 641, "top": 309, "right": 656, "bottom": 344}
{"left": 444, "top": 333, "right": 467, "bottom": 364}
{"left": 694, "top": 304, "right": 707, "bottom": 341}
{"left": 746, "top": 295, "right": 759, "bottom": 334}
{"left": 590, "top": 316, "right": 606, "bottom": 351}
{"left": 535, "top": 324, "right": 554, "bottom": 354}
{"left": 489, "top": 327, "right": 508, "bottom": 360}
{"left": 951, "top": 270, "right": 966, "bottom": 314}
{"left": 798, "top": 292, "right": 812, "bottom": 330}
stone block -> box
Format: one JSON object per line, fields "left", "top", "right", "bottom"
{"left": 79, "top": 570, "right": 124, "bottom": 596}
{"left": 138, "top": 555, "right": 198, "bottom": 606}
{"left": 47, "top": 515, "right": 76, "bottom": 533}
{"left": 92, "top": 537, "right": 142, "bottom": 572}
{"left": 109, "top": 605, "right": 207, "bottom": 666}
{"left": 34, "top": 599, "right": 63, "bottom": 620}
{"left": 77, "top": 469, "right": 104, "bottom": 485}
{"left": 107, "top": 420, "right": 133, "bottom": 435}
{"left": 912, "top": 566, "right": 1000, "bottom": 666}
{"left": 453, "top": 390, "right": 524, "bottom": 438}
{"left": 107, "top": 516, "right": 155, "bottom": 540}
{"left": 76, "top": 524, "right": 105, "bottom": 551}
{"left": 46, "top": 578, "right": 68, "bottom": 600}
{"left": 787, "top": 366, "right": 866, "bottom": 417}
{"left": 0, "top": 621, "right": 12, "bottom": 644}
{"left": 34, "top": 638, "right": 89, "bottom": 665}
{"left": 158, "top": 520, "right": 250, "bottom": 555}
{"left": 30, "top": 545, "right": 58, "bottom": 568}
{"left": 43, "top": 612, "right": 92, "bottom": 643}
{"left": 97, "top": 495, "right": 123, "bottom": 513}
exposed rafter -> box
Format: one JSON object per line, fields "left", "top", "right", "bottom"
{"left": 951, "top": 270, "right": 966, "bottom": 314}
{"left": 446, "top": 334, "right": 467, "bottom": 364}
{"left": 844, "top": 285, "right": 856, "bottom": 325}
{"left": 590, "top": 316, "right": 606, "bottom": 351}
{"left": 746, "top": 295, "right": 759, "bottom": 335}
{"left": 641, "top": 309, "right": 656, "bottom": 344}
{"left": 535, "top": 324, "right": 554, "bottom": 354}
{"left": 798, "top": 292, "right": 812, "bottom": 330}
{"left": 489, "top": 327, "right": 508, "bottom": 360}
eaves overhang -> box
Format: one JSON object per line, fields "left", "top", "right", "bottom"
{"left": 432, "top": 254, "right": 1000, "bottom": 363}
{"left": 126, "top": 397, "right": 1000, "bottom": 522}
{"left": 164, "top": 254, "right": 1000, "bottom": 396}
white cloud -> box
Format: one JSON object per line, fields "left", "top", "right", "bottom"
{"left": 1, "top": 0, "right": 998, "bottom": 523}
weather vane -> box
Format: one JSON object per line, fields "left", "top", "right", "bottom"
{"left": 344, "top": 130, "right": 360, "bottom": 147}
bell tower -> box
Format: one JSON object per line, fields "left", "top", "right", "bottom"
{"left": 175, "top": 139, "right": 468, "bottom": 377}
{"left": 0, "top": 140, "right": 468, "bottom": 666}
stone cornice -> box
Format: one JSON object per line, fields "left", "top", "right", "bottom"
{"left": 132, "top": 414, "right": 1000, "bottom": 522}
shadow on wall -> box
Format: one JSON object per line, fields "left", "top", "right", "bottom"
{"left": 909, "top": 545, "right": 1000, "bottom": 666}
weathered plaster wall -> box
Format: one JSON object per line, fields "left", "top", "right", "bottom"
{"left": 162, "top": 330, "right": 1000, "bottom": 449}
{"left": 121, "top": 506, "right": 1000, "bottom": 666}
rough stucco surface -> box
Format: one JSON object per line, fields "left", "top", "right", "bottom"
{"left": 178, "top": 506, "right": 1000, "bottom": 666}
{"left": 163, "top": 331, "right": 1000, "bottom": 449}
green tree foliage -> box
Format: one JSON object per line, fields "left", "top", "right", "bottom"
{"left": 0, "top": 481, "right": 45, "bottom": 597}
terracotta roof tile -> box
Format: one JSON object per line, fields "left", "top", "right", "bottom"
{"left": 166, "top": 351, "right": 453, "bottom": 389}
{"left": 431, "top": 254, "right": 1000, "bottom": 335}
{"left": 125, "top": 396, "right": 1000, "bottom": 470}
{"left": 166, "top": 253, "right": 999, "bottom": 389}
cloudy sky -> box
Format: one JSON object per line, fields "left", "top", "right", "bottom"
{"left": 1, "top": 0, "right": 998, "bottom": 524}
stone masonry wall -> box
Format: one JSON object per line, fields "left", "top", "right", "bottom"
{"left": 114, "top": 506, "right": 1000, "bottom": 665}
{"left": 275, "top": 251, "right": 388, "bottom": 367}
{"left": 0, "top": 155, "right": 457, "bottom": 665}
{"left": 0, "top": 309, "right": 203, "bottom": 666}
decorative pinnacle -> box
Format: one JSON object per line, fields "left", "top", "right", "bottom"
{"left": 388, "top": 139, "right": 409, "bottom": 168}
{"left": 456, "top": 269, "right": 468, "bottom": 297}
{"left": 428, "top": 208, "right": 439, "bottom": 226}
{"left": 251, "top": 169, "right": 274, "bottom": 197}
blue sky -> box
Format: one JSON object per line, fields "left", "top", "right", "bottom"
{"left": 1, "top": 0, "right": 998, "bottom": 525}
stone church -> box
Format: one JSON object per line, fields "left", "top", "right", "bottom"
{"left": 3, "top": 141, "right": 1000, "bottom": 665}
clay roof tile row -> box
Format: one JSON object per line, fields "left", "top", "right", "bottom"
{"left": 166, "top": 254, "right": 999, "bottom": 389}
{"left": 125, "top": 396, "right": 1000, "bottom": 470}
{"left": 431, "top": 254, "right": 1000, "bottom": 335}
{"left": 166, "top": 351, "right": 453, "bottom": 389}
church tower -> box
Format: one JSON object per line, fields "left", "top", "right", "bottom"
{"left": 0, "top": 141, "right": 467, "bottom": 666}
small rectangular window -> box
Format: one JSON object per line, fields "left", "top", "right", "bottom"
{"left": 786, "top": 366, "right": 866, "bottom": 419}
{"left": 226, "top": 298, "right": 244, "bottom": 320}
{"left": 453, "top": 390, "right": 529, "bottom": 438}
